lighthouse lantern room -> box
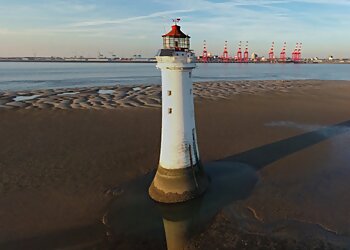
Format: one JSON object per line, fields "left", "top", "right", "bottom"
{"left": 162, "top": 21, "right": 190, "bottom": 50}
{"left": 148, "top": 19, "right": 209, "bottom": 203}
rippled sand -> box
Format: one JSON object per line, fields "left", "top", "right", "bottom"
{"left": 0, "top": 80, "right": 323, "bottom": 110}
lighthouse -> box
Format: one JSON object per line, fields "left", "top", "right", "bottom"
{"left": 149, "top": 19, "right": 209, "bottom": 203}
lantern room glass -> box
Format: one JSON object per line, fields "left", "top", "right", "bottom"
{"left": 163, "top": 36, "right": 190, "bottom": 51}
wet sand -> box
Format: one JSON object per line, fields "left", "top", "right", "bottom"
{"left": 1, "top": 80, "right": 350, "bottom": 249}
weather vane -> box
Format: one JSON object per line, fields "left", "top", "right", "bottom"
{"left": 172, "top": 18, "right": 181, "bottom": 25}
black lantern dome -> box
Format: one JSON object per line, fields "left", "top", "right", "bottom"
{"left": 162, "top": 24, "right": 190, "bottom": 51}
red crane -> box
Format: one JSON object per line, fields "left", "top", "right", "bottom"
{"left": 296, "top": 43, "right": 302, "bottom": 62}
{"left": 280, "top": 42, "right": 286, "bottom": 62}
{"left": 222, "top": 40, "right": 229, "bottom": 63}
{"left": 292, "top": 43, "right": 299, "bottom": 62}
{"left": 202, "top": 40, "right": 208, "bottom": 63}
{"left": 236, "top": 41, "right": 242, "bottom": 62}
{"left": 269, "top": 41, "right": 275, "bottom": 63}
{"left": 243, "top": 41, "right": 249, "bottom": 62}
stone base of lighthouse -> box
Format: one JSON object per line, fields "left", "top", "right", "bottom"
{"left": 149, "top": 163, "right": 209, "bottom": 203}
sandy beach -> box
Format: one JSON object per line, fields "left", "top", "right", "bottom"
{"left": 1, "top": 80, "right": 350, "bottom": 249}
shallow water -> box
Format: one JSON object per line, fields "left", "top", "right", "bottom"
{"left": 13, "top": 94, "right": 41, "bottom": 101}
{"left": 98, "top": 89, "right": 115, "bottom": 95}
{"left": 1, "top": 62, "right": 350, "bottom": 91}
{"left": 57, "top": 92, "right": 80, "bottom": 96}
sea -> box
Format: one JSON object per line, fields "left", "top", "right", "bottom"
{"left": 1, "top": 62, "right": 350, "bottom": 92}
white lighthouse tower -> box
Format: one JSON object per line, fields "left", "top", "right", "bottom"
{"left": 149, "top": 19, "right": 208, "bottom": 203}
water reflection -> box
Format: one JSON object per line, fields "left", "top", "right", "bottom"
{"left": 106, "top": 162, "right": 257, "bottom": 249}
{"left": 159, "top": 199, "right": 202, "bottom": 250}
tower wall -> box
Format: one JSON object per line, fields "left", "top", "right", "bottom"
{"left": 157, "top": 57, "right": 199, "bottom": 170}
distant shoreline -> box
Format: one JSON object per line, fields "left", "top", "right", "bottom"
{"left": 0, "top": 59, "right": 156, "bottom": 63}
{"left": 1, "top": 59, "right": 349, "bottom": 64}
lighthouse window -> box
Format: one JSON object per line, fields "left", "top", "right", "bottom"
{"left": 168, "top": 108, "right": 172, "bottom": 114}
{"left": 189, "top": 72, "right": 192, "bottom": 78}
{"left": 167, "top": 90, "right": 172, "bottom": 96}
{"left": 190, "top": 89, "right": 192, "bottom": 95}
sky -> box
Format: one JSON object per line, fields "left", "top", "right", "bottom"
{"left": 0, "top": 0, "right": 350, "bottom": 58}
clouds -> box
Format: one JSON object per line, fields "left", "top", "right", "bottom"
{"left": 0, "top": 0, "right": 96, "bottom": 15}
{"left": 71, "top": 9, "right": 196, "bottom": 27}
{"left": 49, "top": 1, "right": 97, "bottom": 13}
{"left": 0, "top": 0, "right": 350, "bottom": 57}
